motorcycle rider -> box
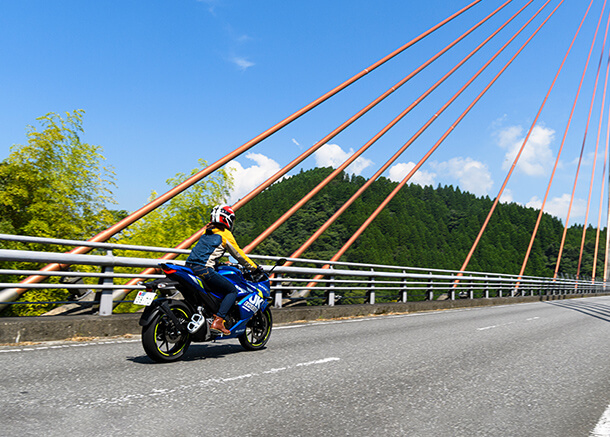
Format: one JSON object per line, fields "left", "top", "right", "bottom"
{"left": 185, "top": 204, "right": 260, "bottom": 335}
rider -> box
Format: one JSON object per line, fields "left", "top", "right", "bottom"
{"left": 185, "top": 204, "right": 259, "bottom": 335}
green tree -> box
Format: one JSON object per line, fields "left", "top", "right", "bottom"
{"left": 0, "top": 110, "right": 119, "bottom": 316}
{"left": 0, "top": 110, "right": 117, "bottom": 239}
{"left": 115, "top": 159, "right": 233, "bottom": 250}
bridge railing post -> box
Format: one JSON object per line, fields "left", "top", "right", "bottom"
{"left": 327, "top": 266, "right": 335, "bottom": 307}
{"left": 448, "top": 273, "right": 455, "bottom": 301}
{"left": 427, "top": 272, "right": 435, "bottom": 301}
{"left": 401, "top": 270, "right": 408, "bottom": 303}
{"left": 273, "top": 273, "right": 283, "bottom": 308}
{"left": 367, "top": 269, "right": 375, "bottom": 304}
{"left": 98, "top": 250, "right": 114, "bottom": 316}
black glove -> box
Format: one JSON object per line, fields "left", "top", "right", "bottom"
{"left": 249, "top": 265, "right": 265, "bottom": 281}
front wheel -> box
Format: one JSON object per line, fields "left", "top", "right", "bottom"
{"left": 239, "top": 307, "right": 272, "bottom": 351}
{"left": 142, "top": 301, "right": 192, "bottom": 363}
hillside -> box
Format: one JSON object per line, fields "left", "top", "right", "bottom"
{"left": 236, "top": 167, "right": 605, "bottom": 278}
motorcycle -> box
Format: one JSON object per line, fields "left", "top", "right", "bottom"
{"left": 136, "top": 260, "right": 282, "bottom": 363}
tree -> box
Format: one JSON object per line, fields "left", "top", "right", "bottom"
{"left": 115, "top": 159, "right": 233, "bottom": 250}
{"left": 0, "top": 110, "right": 117, "bottom": 240}
{"left": 0, "top": 110, "right": 119, "bottom": 316}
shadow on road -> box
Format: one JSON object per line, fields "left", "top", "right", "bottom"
{"left": 128, "top": 343, "right": 252, "bottom": 364}
{"left": 545, "top": 299, "right": 610, "bottom": 323}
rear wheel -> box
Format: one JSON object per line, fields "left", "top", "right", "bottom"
{"left": 239, "top": 307, "right": 272, "bottom": 351}
{"left": 142, "top": 302, "right": 192, "bottom": 362}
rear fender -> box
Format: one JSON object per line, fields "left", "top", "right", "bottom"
{"left": 139, "top": 299, "right": 188, "bottom": 328}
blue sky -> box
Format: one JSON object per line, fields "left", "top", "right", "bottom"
{"left": 1, "top": 0, "right": 609, "bottom": 226}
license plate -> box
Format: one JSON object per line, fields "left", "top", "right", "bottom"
{"left": 134, "top": 291, "right": 156, "bottom": 306}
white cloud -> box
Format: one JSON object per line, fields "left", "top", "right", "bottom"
{"left": 526, "top": 194, "right": 586, "bottom": 222}
{"left": 314, "top": 143, "right": 373, "bottom": 175}
{"left": 497, "top": 124, "right": 555, "bottom": 176}
{"left": 431, "top": 157, "right": 493, "bottom": 196}
{"left": 388, "top": 162, "right": 436, "bottom": 187}
{"left": 226, "top": 153, "right": 281, "bottom": 203}
{"left": 230, "top": 56, "right": 255, "bottom": 71}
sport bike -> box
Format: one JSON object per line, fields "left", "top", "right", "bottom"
{"left": 136, "top": 261, "right": 280, "bottom": 363}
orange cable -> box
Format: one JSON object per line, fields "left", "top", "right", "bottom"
{"left": 3, "top": 1, "right": 483, "bottom": 302}
{"left": 517, "top": 0, "right": 600, "bottom": 279}
{"left": 231, "top": 0, "right": 513, "bottom": 212}
{"left": 243, "top": 0, "right": 527, "bottom": 254}
{"left": 592, "top": 46, "right": 610, "bottom": 281}
{"left": 307, "top": 0, "right": 562, "bottom": 287}
{"left": 578, "top": 12, "right": 610, "bottom": 280}
{"left": 286, "top": 0, "right": 534, "bottom": 263}
{"left": 554, "top": 1, "right": 610, "bottom": 279}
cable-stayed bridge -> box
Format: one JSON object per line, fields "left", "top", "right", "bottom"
{"left": 4, "top": 2, "right": 610, "bottom": 435}
{"left": 3, "top": 0, "right": 610, "bottom": 307}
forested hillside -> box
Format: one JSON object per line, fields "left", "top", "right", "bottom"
{"left": 236, "top": 167, "right": 605, "bottom": 278}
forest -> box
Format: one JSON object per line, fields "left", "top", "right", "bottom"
{"left": 236, "top": 167, "right": 606, "bottom": 279}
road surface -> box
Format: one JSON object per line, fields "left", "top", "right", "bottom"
{"left": 2, "top": 296, "right": 610, "bottom": 436}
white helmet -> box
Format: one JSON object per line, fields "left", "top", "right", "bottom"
{"left": 210, "top": 205, "right": 235, "bottom": 231}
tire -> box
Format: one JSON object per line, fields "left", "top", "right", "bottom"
{"left": 142, "top": 301, "right": 192, "bottom": 363}
{"left": 239, "top": 307, "right": 272, "bottom": 351}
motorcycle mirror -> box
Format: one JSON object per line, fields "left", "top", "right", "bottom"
{"left": 268, "top": 258, "right": 287, "bottom": 276}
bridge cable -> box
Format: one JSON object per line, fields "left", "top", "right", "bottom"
{"left": 602, "top": 99, "right": 610, "bottom": 282}
{"left": 231, "top": 0, "right": 514, "bottom": 212}
{"left": 0, "top": 1, "right": 483, "bottom": 306}
{"left": 242, "top": 0, "right": 526, "bottom": 254}
{"left": 576, "top": 12, "right": 610, "bottom": 282}
{"left": 591, "top": 46, "right": 610, "bottom": 282}
{"left": 515, "top": 0, "right": 601, "bottom": 280}
{"left": 306, "top": 0, "right": 562, "bottom": 287}
{"left": 456, "top": 0, "right": 603, "bottom": 279}
{"left": 283, "top": 0, "right": 536, "bottom": 264}
{"left": 552, "top": 1, "right": 609, "bottom": 280}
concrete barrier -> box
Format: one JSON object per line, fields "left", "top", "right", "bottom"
{"left": 0, "top": 294, "right": 600, "bottom": 344}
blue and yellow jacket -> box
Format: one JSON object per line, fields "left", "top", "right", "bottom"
{"left": 186, "top": 224, "right": 257, "bottom": 269}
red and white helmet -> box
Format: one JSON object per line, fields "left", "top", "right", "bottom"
{"left": 210, "top": 204, "right": 235, "bottom": 231}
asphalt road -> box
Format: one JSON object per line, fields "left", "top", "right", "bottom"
{"left": 2, "top": 296, "right": 610, "bottom": 437}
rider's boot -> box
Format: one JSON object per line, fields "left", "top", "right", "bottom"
{"left": 210, "top": 314, "right": 231, "bottom": 335}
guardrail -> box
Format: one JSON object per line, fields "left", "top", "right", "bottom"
{"left": 0, "top": 233, "right": 606, "bottom": 316}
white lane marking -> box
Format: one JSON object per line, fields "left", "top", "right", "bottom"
{"left": 592, "top": 404, "right": 610, "bottom": 437}
{"left": 0, "top": 339, "right": 140, "bottom": 354}
{"left": 477, "top": 316, "right": 540, "bottom": 331}
{"left": 296, "top": 357, "right": 340, "bottom": 366}
{"left": 477, "top": 322, "right": 515, "bottom": 331}
{"left": 71, "top": 357, "right": 341, "bottom": 409}
{"left": 273, "top": 311, "right": 439, "bottom": 331}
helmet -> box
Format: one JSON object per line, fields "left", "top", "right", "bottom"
{"left": 210, "top": 204, "right": 235, "bottom": 231}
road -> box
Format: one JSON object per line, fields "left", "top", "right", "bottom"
{"left": 2, "top": 296, "right": 610, "bottom": 436}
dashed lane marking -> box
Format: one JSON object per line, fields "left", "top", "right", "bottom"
{"left": 477, "top": 316, "right": 540, "bottom": 331}
{"left": 69, "top": 357, "right": 341, "bottom": 409}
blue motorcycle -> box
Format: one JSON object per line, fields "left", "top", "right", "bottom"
{"left": 137, "top": 260, "right": 281, "bottom": 363}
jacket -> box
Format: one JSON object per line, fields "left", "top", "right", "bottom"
{"left": 186, "top": 224, "right": 257, "bottom": 269}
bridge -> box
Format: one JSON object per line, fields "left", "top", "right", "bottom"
{"left": 3, "top": 1, "right": 610, "bottom": 435}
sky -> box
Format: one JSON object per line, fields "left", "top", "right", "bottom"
{"left": 1, "top": 0, "right": 610, "bottom": 227}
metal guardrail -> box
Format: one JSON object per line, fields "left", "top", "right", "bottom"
{"left": 0, "top": 233, "right": 607, "bottom": 316}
